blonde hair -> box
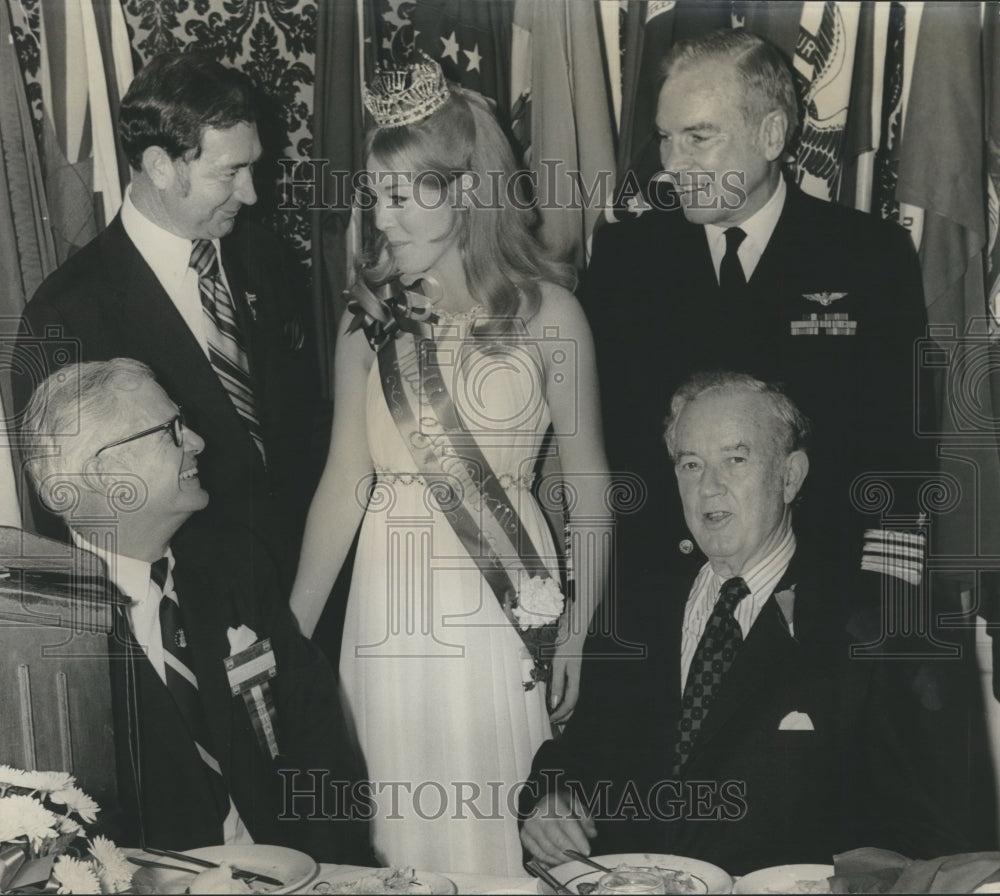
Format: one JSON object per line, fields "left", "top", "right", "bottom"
{"left": 362, "top": 85, "right": 574, "bottom": 321}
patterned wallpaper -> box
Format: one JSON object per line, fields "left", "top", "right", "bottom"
{"left": 10, "top": 0, "right": 318, "bottom": 270}
{"left": 122, "top": 0, "right": 317, "bottom": 266}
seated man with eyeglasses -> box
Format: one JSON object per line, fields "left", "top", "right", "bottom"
{"left": 19, "top": 358, "right": 374, "bottom": 863}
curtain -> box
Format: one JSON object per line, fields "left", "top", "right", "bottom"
{"left": 0, "top": 0, "right": 58, "bottom": 527}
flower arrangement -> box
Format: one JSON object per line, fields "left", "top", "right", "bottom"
{"left": 0, "top": 766, "right": 132, "bottom": 894}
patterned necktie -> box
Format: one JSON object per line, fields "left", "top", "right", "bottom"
{"left": 673, "top": 576, "right": 751, "bottom": 776}
{"left": 719, "top": 226, "right": 748, "bottom": 296}
{"left": 189, "top": 239, "right": 265, "bottom": 463}
{"left": 153, "top": 557, "right": 229, "bottom": 821}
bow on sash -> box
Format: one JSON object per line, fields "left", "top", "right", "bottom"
{"left": 345, "top": 276, "right": 440, "bottom": 351}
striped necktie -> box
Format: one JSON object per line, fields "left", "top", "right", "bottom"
{"left": 153, "top": 557, "right": 229, "bottom": 821}
{"left": 673, "top": 576, "right": 750, "bottom": 776}
{"left": 189, "top": 239, "right": 265, "bottom": 463}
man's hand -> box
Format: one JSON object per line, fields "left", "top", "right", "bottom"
{"left": 521, "top": 792, "right": 597, "bottom": 866}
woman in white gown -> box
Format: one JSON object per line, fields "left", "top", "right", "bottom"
{"left": 290, "top": 59, "right": 611, "bottom": 876}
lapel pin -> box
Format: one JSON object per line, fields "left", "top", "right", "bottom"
{"left": 679, "top": 539, "right": 694, "bottom": 554}
{"left": 245, "top": 292, "right": 258, "bottom": 322}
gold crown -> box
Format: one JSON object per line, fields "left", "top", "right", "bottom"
{"left": 364, "top": 57, "right": 451, "bottom": 128}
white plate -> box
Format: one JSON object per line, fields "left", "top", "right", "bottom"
{"left": 312, "top": 867, "right": 458, "bottom": 894}
{"left": 733, "top": 864, "right": 834, "bottom": 894}
{"left": 544, "top": 853, "right": 733, "bottom": 894}
{"left": 131, "top": 844, "right": 318, "bottom": 894}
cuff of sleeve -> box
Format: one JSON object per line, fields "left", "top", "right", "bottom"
{"left": 861, "top": 528, "right": 926, "bottom": 586}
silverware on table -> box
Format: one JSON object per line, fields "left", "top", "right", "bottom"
{"left": 563, "top": 850, "right": 612, "bottom": 873}
{"left": 135, "top": 848, "right": 284, "bottom": 887}
{"left": 526, "top": 859, "right": 574, "bottom": 895}
{"left": 128, "top": 856, "right": 201, "bottom": 874}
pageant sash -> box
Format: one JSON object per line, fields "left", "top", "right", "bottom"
{"left": 374, "top": 318, "right": 563, "bottom": 689}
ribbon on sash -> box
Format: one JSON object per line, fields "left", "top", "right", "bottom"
{"left": 367, "top": 286, "right": 564, "bottom": 689}
{"left": 345, "top": 276, "right": 441, "bottom": 352}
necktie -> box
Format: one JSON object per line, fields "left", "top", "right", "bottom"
{"left": 189, "top": 239, "right": 265, "bottom": 463}
{"left": 154, "top": 557, "right": 230, "bottom": 821}
{"left": 719, "top": 227, "right": 747, "bottom": 296}
{"left": 673, "top": 576, "right": 751, "bottom": 776}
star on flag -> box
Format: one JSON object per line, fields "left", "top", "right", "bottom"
{"left": 440, "top": 30, "right": 459, "bottom": 63}
{"left": 463, "top": 43, "right": 481, "bottom": 73}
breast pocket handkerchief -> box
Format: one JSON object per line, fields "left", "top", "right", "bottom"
{"left": 778, "top": 710, "right": 815, "bottom": 731}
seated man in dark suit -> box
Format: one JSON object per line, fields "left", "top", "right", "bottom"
{"left": 520, "top": 372, "right": 972, "bottom": 876}
{"left": 20, "top": 358, "right": 371, "bottom": 863}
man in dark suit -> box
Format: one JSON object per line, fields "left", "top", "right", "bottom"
{"left": 14, "top": 52, "right": 318, "bottom": 579}
{"left": 519, "top": 372, "right": 973, "bottom": 875}
{"left": 586, "top": 29, "right": 935, "bottom": 591}
{"left": 20, "top": 358, "right": 371, "bottom": 863}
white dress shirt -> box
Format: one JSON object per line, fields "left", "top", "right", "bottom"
{"left": 120, "top": 188, "right": 234, "bottom": 360}
{"left": 71, "top": 533, "right": 252, "bottom": 844}
{"left": 679, "top": 524, "right": 796, "bottom": 692}
{"left": 704, "top": 176, "right": 787, "bottom": 284}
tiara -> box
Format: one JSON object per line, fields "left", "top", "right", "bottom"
{"left": 364, "top": 56, "right": 450, "bottom": 128}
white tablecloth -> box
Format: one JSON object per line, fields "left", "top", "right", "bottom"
{"left": 312, "top": 864, "right": 541, "bottom": 894}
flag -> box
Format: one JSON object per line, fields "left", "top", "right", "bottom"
{"left": 896, "top": 0, "right": 999, "bottom": 597}
{"left": 618, "top": 0, "right": 678, "bottom": 186}
{"left": 610, "top": 0, "right": 727, "bottom": 224}
{"left": 737, "top": 0, "right": 804, "bottom": 60}
{"left": 836, "top": 0, "right": 877, "bottom": 210}
{"left": 789, "top": 1, "right": 862, "bottom": 201}
{"left": 986, "top": 0, "right": 1000, "bottom": 329}
{"left": 392, "top": 0, "right": 513, "bottom": 119}
{"left": 0, "top": 0, "right": 58, "bottom": 528}
{"left": 512, "top": 0, "right": 617, "bottom": 269}
{"left": 311, "top": 0, "right": 372, "bottom": 396}
{"left": 37, "top": 0, "right": 131, "bottom": 261}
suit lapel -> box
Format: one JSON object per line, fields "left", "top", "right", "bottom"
{"left": 174, "top": 562, "right": 236, "bottom": 731}
{"left": 683, "top": 598, "right": 796, "bottom": 769}
{"left": 747, "top": 182, "right": 804, "bottom": 293}
{"left": 100, "top": 217, "right": 261, "bottom": 472}
{"left": 688, "top": 223, "right": 721, "bottom": 299}
{"left": 220, "top": 232, "right": 267, "bottom": 404}
{"left": 100, "top": 219, "right": 239, "bottom": 418}
{"left": 680, "top": 557, "right": 804, "bottom": 770}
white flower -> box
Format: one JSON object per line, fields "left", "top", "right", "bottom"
{"left": 52, "top": 856, "right": 101, "bottom": 894}
{"left": 49, "top": 785, "right": 100, "bottom": 824}
{"left": 0, "top": 764, "right": 30, "bottom": 788}
{"left": 0, "top": 794, "right": 60, "bottom": 850}
{"left": 57, "top": 815, "right": 82, "bottom": 838}
{"left": 227, "top": 624, "right": 258, "bottom": 656}
{"left": 0, "top": 766, "right": 73, "bottom": 793}
{"left": 88, "top": 835, "right": 133, "bottom": 893}
{"left": 511, "top": 575, "right": 564, "bottom": 630}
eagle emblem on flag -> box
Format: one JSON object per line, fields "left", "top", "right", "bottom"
{"left": 803, "top": 292, "right": 847, "bottom": 306}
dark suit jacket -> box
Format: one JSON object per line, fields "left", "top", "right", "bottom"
{"left": 107, "top": 527, "right": 373, "bottom": 864}
{"left": 14, "top": 215, "right": 320, "bottom": 577}
{"left": 522, "top": 546, "right": 974, "bottom": 876}
{"left": 583, "top": 182, "right": 936, "bottom": 579}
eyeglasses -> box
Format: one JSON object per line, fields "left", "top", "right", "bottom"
{"left": 95, "top": 412, "right": 185, "bottom": 457}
